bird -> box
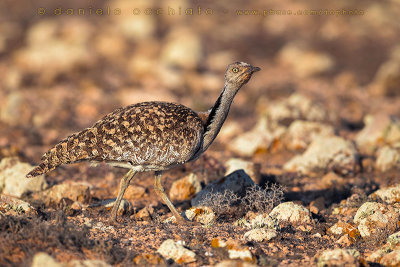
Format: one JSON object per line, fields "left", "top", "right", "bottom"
{"left": 26, "top": 62, "right": 260, "bottom": 224}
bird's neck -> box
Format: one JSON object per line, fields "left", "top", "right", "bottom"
{"left": 201, "top": 82, "right": 240, "bottom": 152}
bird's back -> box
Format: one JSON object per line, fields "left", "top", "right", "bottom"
{"left": 27, "top": 102, "right": 204, "bottom": 177}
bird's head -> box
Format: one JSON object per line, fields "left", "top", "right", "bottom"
{"left": 224, "top": 62, "right": 260, "bottom": 86}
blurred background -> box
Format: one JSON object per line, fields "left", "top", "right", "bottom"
{"left": 0, "top": 0, "right": 399, "bottom": 162}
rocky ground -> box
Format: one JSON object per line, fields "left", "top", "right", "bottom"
{"left": 1, "top": 0, "right": 400, "bottom": 266}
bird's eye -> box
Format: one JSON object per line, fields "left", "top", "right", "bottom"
{"left": 232, "top": 67, "right": 239, "bottom": 73}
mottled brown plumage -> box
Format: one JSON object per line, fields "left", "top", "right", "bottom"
{"left": 27, "top": 102, "right": 204, "bottom": 177}
{"left": 27, "top": 62, "right": 260, "bottom": 223}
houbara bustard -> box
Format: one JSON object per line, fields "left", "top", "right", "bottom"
{"left": 27, "top": 62, "right": 260, "bottom": 223}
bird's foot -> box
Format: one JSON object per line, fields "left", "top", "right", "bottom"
{"left": 109, "top": 206, "right": 119, "bottom": 223}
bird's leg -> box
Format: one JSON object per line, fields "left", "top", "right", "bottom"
{"left": 111, "top": 169, "right": 136, "bottom": 222}
{"left": 154, "top": 171, "right": 187, "bottom": 224}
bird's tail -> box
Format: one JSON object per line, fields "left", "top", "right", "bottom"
{"left": 26, "top": 131, "right": 90, "bottom": 178}
{"left": 26, "top": 142, "right": 67, "bottom": 178}
{"left": 26, "top": 162, "right": 53, "bottom": 178}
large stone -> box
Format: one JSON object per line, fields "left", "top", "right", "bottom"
{"left": 249, "top": 214, "right": 278, "bottom": 230}
{"left": 370, "top": 184, "right": 400, "bottom": 204}
{"left": 263, "top": 93, "right": 331, "bottom": 123}
{"left": 0, "top": 194, "right": 35, "bottom": 214}
{"left": 368, "top": 231, "right": 400, "bottom": 263}
{"left": 269, "top": 202, "right": 312, "bottom": 226}
{"left": 244, "top": 228, "right": 277, "bottom": 242}
{"left": 317, "top": 249, "right": 360, "bottom": 267}
{"left": 380, "top": 249, "right": 400, "bottom": 266}
{"left": 169, "top": 173, "right": 202, "bottom": 201}
{"left": 32, "top": 253, "right": 63, "bottom": 267}
{"left": 184, "top": 206, "right": 215, "bottom": 225}
{"left": 327, "top": 221, "right": 360, "bottom": 238}
{"left": 157, "top": 239, "right": 196, "bottom": 264}
{"left": 191, "top": 170, "right": 254, "bottom": 207}
{"left": 229, "top": 116, "right": 285, "bottom": 157}
{"left": 32, "top": 252, "right": 111, "bottom": 267}
{"left": 283, "top": 120, "right": 335, "bottom": 150}
{"left": 376, "top": 146, "right": 400, "bottom": 171}
{"left": 68, "top": 260, "right": 111, "bottom": 267}
{"left": 225, "top": 158, "right": 261, "bottom": 184}
{"left": 355, "top": 114, "right": 400, "bottom": 153}
{"left": 235, "top": 213, "right": 279, "bottom": 233}
{"left": 354, "top": 202, "right": 399, "bottom": 238}
{"left": 0, "top": 157, "right": 48, "bottom": 197}
{"left": 284, "top": 136, "right": 359, "bottom": 175}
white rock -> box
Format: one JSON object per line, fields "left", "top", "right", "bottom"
{"left": 367, "top": 230, "right": 400, "bottom": 263}
{"left": 227, "top": 248, "right": 253, "bottom": 261}
{"left": 354, "top": 202, "right": 399, "bottom": 238}
{"left": 69, "top": 259, "right": 111, "bottom": 267}
{"left": 283, "top": 120, "right": 335, "bottom": 150}
{"left": 387, "top": 231, "right": 400, "bottom": 246}
{"left": 284, "top": 136, "right": 359, "bottom": 175}
{"left": 32, "top": 252, "right": 63, "bottom": 267}
{"left": 380, "top": 249, "right": 400, "bottom": 266}
{"left": 0, "top": 194, "right": 35, "bottom": 214}
{"left": 184, "top": 206, "right": 215, "bottom": 225}
{"left": 354, "top": 202, "right": 386, "bottom": 223}
{"left": 32, "top": 252, "right": 111, "bottom": 267}
{"left": 191, "top": 170, "right": 254, "bottom": 207}
{"left": 263, "top": 93, "right": 331, "bottom": 123}
{"left": 225, "top": 158, "right": 261, "bottom": 184}
{"left": 249, "top": 214, "right": 277, "bottom": 230}
{"left": 229, "top": 116, "right": 286, "bottom": 157}
{"left": 157, "top": 239, "right": 196, "bottom": 264}
{"left": 371, "top": 184, "right": 400, "bottom": 204}
{"left": 169, "top": 173, "right": 202, "bottom": 201}
{"left": 327, "top": 221, "right": 358, "bottom": 237}
{"left": 356, "top": 114, "right": 400, "bottom": 153}
{"left": 317, "top": 249, "right": 360, "bottom": 267}
{"left": 269, "top": 202, "right": 312, "bottom": 225}
{"left": 376, "top": 146, "right": 400, "bottom": 171}
{"left": 0, "top": 157, "right": 48, "bottom": 198}
{"left": 244, "top": 228, "right": 277, "bottom": 242}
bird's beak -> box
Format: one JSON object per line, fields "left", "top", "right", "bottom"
{"left": 251, "top": 66, "right": 261, "bottom": 73}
